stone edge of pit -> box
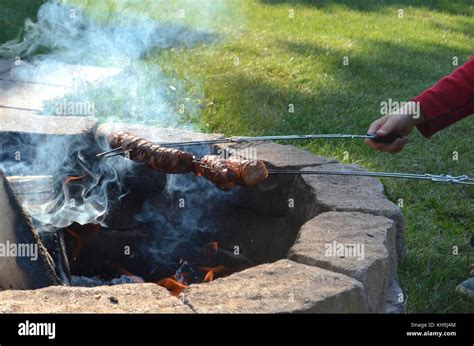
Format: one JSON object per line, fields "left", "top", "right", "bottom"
{"left": 0, "top": 128, "right": 404, "bottom": 313}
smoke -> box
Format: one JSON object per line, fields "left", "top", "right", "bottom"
{"left": 0, "top": 0, "right": 236, "bottom": 228}
{"left": 135, "top": 160, "right": 229, "bottom": 269}
{"left": 1, "top": 0, "right": 224, "bottom": 126}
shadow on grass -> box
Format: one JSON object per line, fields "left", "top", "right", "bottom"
{"left": 0, "top": 0, "right": 44, "bottom": 44}
{"left": 259, "top": 0, "right": 474, "bottom": 16}
{"left": 278, "top": 37, "right": 471, "bottom": 84}
{"left": 208, "top": 37, "right": 471, "bottom": 137}
{"left": 432, "top": 18, "right": 474, "bottom": 38}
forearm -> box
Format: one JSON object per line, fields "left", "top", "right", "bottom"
{"left": 412, "top": 55, "right": 474, "bottom": 137}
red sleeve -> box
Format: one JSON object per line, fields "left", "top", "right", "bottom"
{"left": 411, "top": 54, "right": 474, "bottom": 137}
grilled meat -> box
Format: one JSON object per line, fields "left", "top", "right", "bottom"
{"left": 108, "top": 131, "right": 196, "bottom": 174}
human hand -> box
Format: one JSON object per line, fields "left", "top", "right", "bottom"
{"left": 365, "top": 101, "right": 424, "bottom": 153}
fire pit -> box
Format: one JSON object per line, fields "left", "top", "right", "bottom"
{"left": 0, "top": 117, "right": 404, "bottom": 313}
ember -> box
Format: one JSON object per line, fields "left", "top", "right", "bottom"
{"left": 156, "top": 278, "right": 187, "bottom": 297}
{"left": 154, "top": 241, "right": 242, "bottom": 294}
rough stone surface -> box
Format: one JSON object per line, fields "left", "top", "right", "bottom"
{"left": 228, "top": 173, "right": 304, "bottom": 219}
{"left": 0, "top": 283, "right": 191, "bottom": 313}
{"left": 211, "top": 204, "right": 299, "bottom": 263}
{"left": 224, "top": 142, "right": 335, "bottom": 218}
{"left": 182, "top": 259, "right": 367, "bottom": 313}
{"left": 0, "top": 61, "right": 117, "bottom": 134}
{"left": 0, "top": 79, "right": 67, "bottom": 111}
{"left": 300, "top": 164, "right": 404, "bottom": 259}
{"left": 6, "top": 176, "right": 55, "bottom": 208}
{"left": 0, "top": 107, "right": 37, "bottom": 119}
{"left": 0, "top": 112, "right": 97, "bottom": 135}
{"left": 288, "top": 212, "right": 397, "bottom": 312}
{"left": 220, "top": 142, "right": 336, "bottom": 168}
{"left": 0, "top": 124, "right": 404, "bottom": 313}
{"left": 385, "top": 280, "right": 405, "bottom": 313}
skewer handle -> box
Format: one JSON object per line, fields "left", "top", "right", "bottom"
{"left": 368, "top": 133, "right": 402, "bottom": 144}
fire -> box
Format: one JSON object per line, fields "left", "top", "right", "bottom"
{"left": 202, "top": 270, "right": 214, "bottom": 283}
{"left": 198, "top": 265, "right": 227, "bottom": 275}
{"left": 198, "top": 265, "right": 240, "bottom": 283}
{"left": 143, "top": 241, "right": 243, "bottom": 295}
{"left": 63, "top": 175, "right": 86, "bottom": 185}
{"left": 156, "top": 278, "right": 187, "bottom": 296}
{"left": 62, "top": 175, "right": 86, "bottom": 197}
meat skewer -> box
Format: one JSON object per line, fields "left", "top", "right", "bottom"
{"left": 108, "top": 131, "right": 196, "bottom": 174}
{"left": 97, "top": 133, "right": 402, "bottom": 157}
{"left": 198, "top": 155, "right": 269, "bottom": 191}
{"left": 104, "top": 131, "right": 473, "bottom": 189}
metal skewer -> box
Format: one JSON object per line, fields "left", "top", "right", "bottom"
{"left": 98, "top": 147, "right": 133, "bottom": 159}
{"left": 96, "top": 146, "right": 124, "bottom": 157}
{"left": 94, "top": 147, "right": 473, "bottom": 185}
{"left": 96, "top": 132, "right": 401, "bottom": 157}
{"left": 268, "top": 170, "right": 474, "bottom": 185}
{"left": 156, "top": 133, "right": 401, "bottom": 147}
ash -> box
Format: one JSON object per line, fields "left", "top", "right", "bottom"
{"left": 70, "top": 274, "right": 144, "bottom": 287}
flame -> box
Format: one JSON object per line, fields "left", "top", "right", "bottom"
{"left": 153, "top": 240, "right": 246, "bottom": 293}
{"left": 63, "top": 175, "right": 86, "bottom": 185}
{"left": 198, "top": 265, "right": 243, "bottom": 283}
{"left": 199, "top": 265, "right": 227, "bottom": 274}
{"left": 156, "top": 278, "right": 188, "bottom": 296}
{"left": 62, "top": 175, "right": 86, "bottom": 196}
{"left": 202, "top": 270, "right": 214, "bottom": 283}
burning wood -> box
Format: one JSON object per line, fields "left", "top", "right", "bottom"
{"left": 198, "top": 155, "right": 269, "bottom": 191}
{"left": 108, "top": 131, "right": 196, "bottom": 174}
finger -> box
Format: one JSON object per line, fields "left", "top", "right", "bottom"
{"left": 364, "top": 138, "right": 390, "bottom": 151}
{"left": 381, "top": 137, "right": 409, "bottom": 154}
{"left": 376, "top": 116, "right": 400, "bottom": 137}
{"left": 367, "top": 116, "right": 387, "bottom": 135}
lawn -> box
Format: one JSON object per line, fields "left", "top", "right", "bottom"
{"left": 1, "top": 0, "right": 473, "bottom": 312}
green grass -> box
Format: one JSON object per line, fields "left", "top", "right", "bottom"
{"left": 0, "top": 0, "right": 44, "bottom": 44}
{"left": 151, "top": 1, "right": 474, "bottom": 312}
{"left": 2, "top": 0, "right": 474, "bottom": 312}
